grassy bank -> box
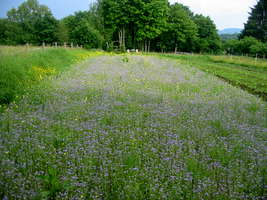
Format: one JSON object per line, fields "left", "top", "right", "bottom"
{"left": 0, "top": 46, "right": 101, "bottom": 104}
{"left": 159, "top": 54, "right": 267, "bottom": 100}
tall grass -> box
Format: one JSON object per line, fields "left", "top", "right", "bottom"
{"left": 0, "top": 46, "right": 100, "bottom": 104}
{"left": 159, "top": 54, "right": 267, "bottom": 100}
{"left": 210, "top": 55, "right": 267, "bottom": 70}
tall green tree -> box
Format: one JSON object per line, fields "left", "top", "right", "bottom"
{"left": 7, "top": 0, "right": 58, "bottom": 44}
{"left": 135, "top": 0, "right": 168, "bottom": 52}
{"left": 55, "top": 20, "right": 69, "bottom": 44}
{"left": 98, "top": 0, "right": 168, "bottom": 51}
{"left": 0, "top": 19, "right": 7, "bottom": 44}
{"left": 158, "top": 3, "right": 197, "bottom": 52}
{"left": 193, "top": 14, "right": 221, "bottom": 53}
{"left": 100, "top": 0, "right": 130, "bottom": 50}
{"left": 241, "top": 0, "right": 267, "bottom": 42}
{"left": 63, "top": 11, "right": 104, "bottom": 48}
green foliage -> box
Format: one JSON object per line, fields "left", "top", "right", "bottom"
{"left": 239, "top": 37, "right": 260, "bottom": 54}
{"left": 63, "top": 11, "right": 104, "bottom": 49}
{"left": 38, "top": 167, "right": 68, "bottom": 199}
{"left": 224, "top": 37, "right": 267, "bottom": 57}
{"left": 55, "top": 20, "right": 69, "bottom": 44}
{"left": 157, "top": 3, "right": 197, "bottom": 52}
{"left": 1, "top": 0, "right": 223, "bottom": 53}
{"left": 0, "top": 19, "right": 7, "bottom": 44}
{"left": 240, "top": 0, "right": 267, "bottom": 42}
{"left": 6, "top": 0, "right": 58, "bottom": 45}
{"left": 71, "top": 20, "right": 104, "bottom": 49}
{"left": 135, "top": 0, "right": 168, "bottom": 41}
{"left": 193, "top": 14, "right": 222, "bottom": 53}
{"left": 220, "top": 33, "right": 239, "bottom": 41}
{"left": 99, "top": 0, "right": 169, "bottom": 51}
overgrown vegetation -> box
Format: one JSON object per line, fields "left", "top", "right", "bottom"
{"left": 0, "top": 55, "right": 266, "bottom": 199}
{"left": 160, "top": 53, "right": 267, "bottom": 100}
{"left": 0, "top": 46, "right": 101, "bottom": 104}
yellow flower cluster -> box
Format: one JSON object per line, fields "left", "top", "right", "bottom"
{"left": 32, "top": 66, "right": 56, "bottom": 80}
{"left": 75, "top": 52, "right": 104, "bottom": 61}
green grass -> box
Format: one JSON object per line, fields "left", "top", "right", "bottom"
{"left": 0, "top": 46, "right": 101, "bottom": 104}
{"left": 159, "top": 54, "right": 267, "bottom": 100}
{"left": 0, "top": 54, "right": 266, "bottom": 199}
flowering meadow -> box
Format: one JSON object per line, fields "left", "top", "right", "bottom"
{"left": 0, "top": 54, "right": 266, "bottom": 199}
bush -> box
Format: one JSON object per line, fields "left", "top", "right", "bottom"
{"left": 70, "top": 20, "right": 104, "bottom": 49}
{"left": 223, "top": 37, "right": 267, "bottom": 57}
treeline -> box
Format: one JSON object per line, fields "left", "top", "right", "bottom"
{"left": 0, "top": 0, "right": 266, "bottom": 56}
{"left": 0, "top": 0, "right": 220, "bottom": 53}
{"left": 223, "top": 37, "right": 267, "bottom": 58}
{"left": 223, "top": 0, "right": 267, "bottom": 58}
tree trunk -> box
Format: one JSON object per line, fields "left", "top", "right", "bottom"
{"left": 119, "top": 30, "right": 122, "bottom": 51}
{"left": 118, "top": 27, "right": 126, "bottom": 52}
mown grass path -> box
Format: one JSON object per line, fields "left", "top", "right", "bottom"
{"left": 0, "top": 55, "right": 266, "bottom": 199}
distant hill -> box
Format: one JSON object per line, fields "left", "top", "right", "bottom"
{"left": 218, "top": 28, "right": 242, "bottom": 35}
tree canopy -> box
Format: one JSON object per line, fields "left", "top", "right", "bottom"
{"left": 6, "top": 0, "right": 58, "bottom": 44}
{"left": 240, "top": 0, "right": 267, "bottom": 42}
{"left": 0, "top": 0, "right": 223, "bottom": 53}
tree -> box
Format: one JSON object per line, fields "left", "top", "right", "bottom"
{"left": 193, "top": 14, "right": 221, "bottom": 53}
{"left": 63, "top": 11, "right": 104, "bottom": 48}
{"left": 0, "top": 19, "right": 7, "bottom": 44}
{"left": 241, "top": 0, "right": 267, "bottom": 42}
{"left": 6, "top": 0, "right": 58, "bottom": 44}
{"left": 223, "top": 39, "right": 241, "bottom": 54}
{"left": 135, "top": 0, "right": 168, "bottom": 52}
{"left": 4, "top": 21, "right": 26, "bottom": 45}
{"left": 100, "top": 0, "right": 130, "bottom": 50}
{"left": 55, "top": 20, "right": 69, "bottom": 44}
{"left": 239, "top": 36, "right": 259, "bottom": 54}
{"left": 98, "top": 0, "right": 168, "bottom": 51}
{"left": 158, "top": 3, "right": 197, "bottom": 52}
{"left": 71, "top": 19, "right": 104, "bottom": 48}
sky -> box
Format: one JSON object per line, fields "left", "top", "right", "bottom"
{"left": 169, "top": 0, "right": 258, "bottom": 30}
{"left": 0, "top": 0, "right": 259, "bottom": 30}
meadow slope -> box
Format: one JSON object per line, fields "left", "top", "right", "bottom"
{"left": 0, "top": 55, "right": 266, "bottom": 199}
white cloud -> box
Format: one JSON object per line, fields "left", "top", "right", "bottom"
{"left": 169, "top": 0, "right": 258, "bottom": 30}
